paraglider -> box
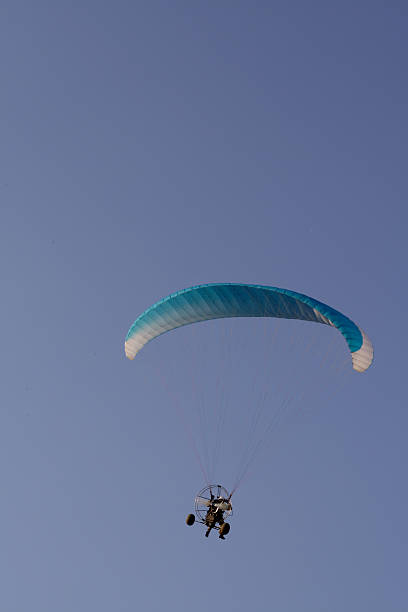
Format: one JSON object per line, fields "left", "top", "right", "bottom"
{"left": 186, "top": 485, "right": 232, "bottom": 539}
{"left": 125, "top": 283, "right": 374, "bottom": 540}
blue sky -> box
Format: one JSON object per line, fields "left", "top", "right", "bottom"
{"left": 1, "top": 2, "right": 407, "bottom": 611}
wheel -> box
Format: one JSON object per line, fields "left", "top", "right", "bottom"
{"left": 219, "top": 522, "right": 230, "bottom": 536}
{"left": 186, "top": 513, "right": 195, "bottom": 526}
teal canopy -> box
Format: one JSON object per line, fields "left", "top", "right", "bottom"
{"left": 125, "top": 283, "right": 373, "bottom": 372}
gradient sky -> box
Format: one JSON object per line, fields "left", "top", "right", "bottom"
{"left": 1, "top": 2, "right": 407, "bottom": 611}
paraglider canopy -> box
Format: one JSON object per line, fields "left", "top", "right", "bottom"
{"left": 125, "top": 283, "right": 373, "bottom": 372}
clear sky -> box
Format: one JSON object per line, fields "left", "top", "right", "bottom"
{"left": 1, "top": 1, "right": 407, "bottom": 611}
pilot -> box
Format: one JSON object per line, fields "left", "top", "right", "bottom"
{"left": 205, "top": 497, "right": 226, "bottom": 538}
